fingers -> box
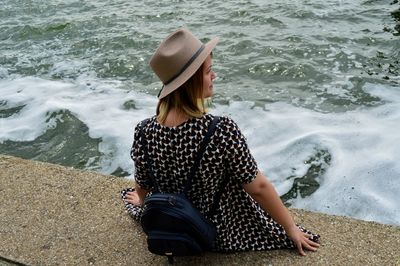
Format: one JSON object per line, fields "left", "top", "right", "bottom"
{"left": 294, "top": 235, "right": 320, "bottom": 256}
{"left": 286, "top": 227, "right": 320, "bottom": 256}
{"left": 124, "top": 191, "right": 141, "bottom": 205}
{"left": 304, "top": 242, "right": 318, "bottom": 252}
{"left": 302, "top": 232, "right": 320, "bottom": 248}
{"left": 125, "top": 191, "right": 136, "bottom": 200}
{"left": 304, "top": 234, "right": 320, "bottom": 249}
{"left": 296, "top": 242, "right": 306, "bottom": 256}
{"left": 307, "top": 238, "right": 320, "bottom": 248}
{"left": 126, "top": 191, "right": 136, "bottom": 196}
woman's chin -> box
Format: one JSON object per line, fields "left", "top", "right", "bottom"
{"left": 203, "top": 88, "right": 213, "bottom": 98}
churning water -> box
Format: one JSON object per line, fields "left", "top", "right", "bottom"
{"left": 1, "top": 0, "right": 399, "bottom": 225}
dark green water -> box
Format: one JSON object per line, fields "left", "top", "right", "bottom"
{"left": 1, "top": 0, "right": 399, "bottom": 225}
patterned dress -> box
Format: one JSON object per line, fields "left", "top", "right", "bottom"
{"left": 121, "top": 114, "right": 320, "bottom": 252}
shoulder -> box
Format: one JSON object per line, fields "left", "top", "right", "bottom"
{"left": 133, "top": 116, "right": 157, "bottom": 136}
{"left": 135, "top": 116, "right": 156, "bottom": 129}
{"left": 204, "top": 113, "right": 236, "bottom": 125}
{"left": 205, "top": 114, "right": 242, "bottom": 137}
{"left": 212, "top": 115, "right": 240, "bottom": 131}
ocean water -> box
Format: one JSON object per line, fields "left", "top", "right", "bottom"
{"left": 1, "top": 0, "right": 399, "bottom": 225}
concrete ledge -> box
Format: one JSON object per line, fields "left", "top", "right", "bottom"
{"left": 1, "top": 155, "right": 399, "bottom": 265}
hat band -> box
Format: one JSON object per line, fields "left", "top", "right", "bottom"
{"left": 163, "top": 44, "right": 205, "bottom": 86}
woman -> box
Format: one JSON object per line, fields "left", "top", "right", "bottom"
{"left": 122, "top": 28, "right": 320, "bottom": 256}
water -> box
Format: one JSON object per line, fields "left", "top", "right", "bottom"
{"left": 1, "top": 0, "right": 399, "bottom": 225}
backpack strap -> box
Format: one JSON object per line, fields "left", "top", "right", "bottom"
{"left": 137, "top": 118, "right": 161, "bottom": 191}
{"left": 182, "top": 116, "right": 220, "bottom": 195}
{"left": 138, "top": 116, "right": 222, "bottom": 209}
{"left": 207, "top": 173, "right": 229, "bottom": 217}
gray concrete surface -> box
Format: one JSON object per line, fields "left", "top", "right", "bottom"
{"left": 1, "top": 155, "right": 399, "bottom": 265}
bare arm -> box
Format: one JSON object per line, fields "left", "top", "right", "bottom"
{"left": 242, "top": 170, "right": 320, "bottom": 256}
{"left": 135, "top": 183, "right": 150, "bottom": 206}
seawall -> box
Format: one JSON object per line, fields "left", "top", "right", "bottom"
{"left": 0, "top": 155, "right": 399, "bottom": 265}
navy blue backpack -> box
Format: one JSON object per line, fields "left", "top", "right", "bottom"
{"left": 138, "top": 116, "right": 223, "bottom": 264}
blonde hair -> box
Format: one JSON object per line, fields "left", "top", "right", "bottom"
{"left": 156, "top": 63, "right": 206, "bottom": 123}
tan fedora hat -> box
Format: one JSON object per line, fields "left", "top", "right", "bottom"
{"left": 149, "top": 28, "right": 219, "bottom": 99}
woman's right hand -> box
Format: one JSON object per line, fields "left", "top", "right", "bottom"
{"left": 243, "top": 171, "right": 320, "bottom": 256}
{"left": 285, "top": 225, "right": 320, "bottom": 256}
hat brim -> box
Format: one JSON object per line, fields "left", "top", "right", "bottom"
{"left": 158, "top": 37, "right": 219, "bottom": 99}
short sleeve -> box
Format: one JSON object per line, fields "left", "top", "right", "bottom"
{"left": 130, "top": 121, "right": 154, "bottom": 190}
{"left": 221, "top": 117, "right": 258, "bottom": 184}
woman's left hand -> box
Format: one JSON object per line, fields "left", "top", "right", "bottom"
{"left": 125, "top": 190, "right": 141, "bottom": 206}
{"left": 285, "top": 226, "right": 320, "bottom": 256}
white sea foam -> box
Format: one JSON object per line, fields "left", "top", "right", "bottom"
{"left": 0, "top": 77, "right": 399, "bottom": 225}
{"left": 0, "top": 67, "right": 8, "bottom": 79}
{"left": 218, "top": 84, "right": 400, "bottom": 225}
{"left": 0, "top": 76, "right": 157, "bottom": 176}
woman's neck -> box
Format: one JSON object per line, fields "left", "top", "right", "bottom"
{"left": 160, "top": 109, "right": 190, "bottom": 127}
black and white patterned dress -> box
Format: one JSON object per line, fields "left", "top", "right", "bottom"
{"left": 121, "top": 113, "right": 320, "bottom": 252}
